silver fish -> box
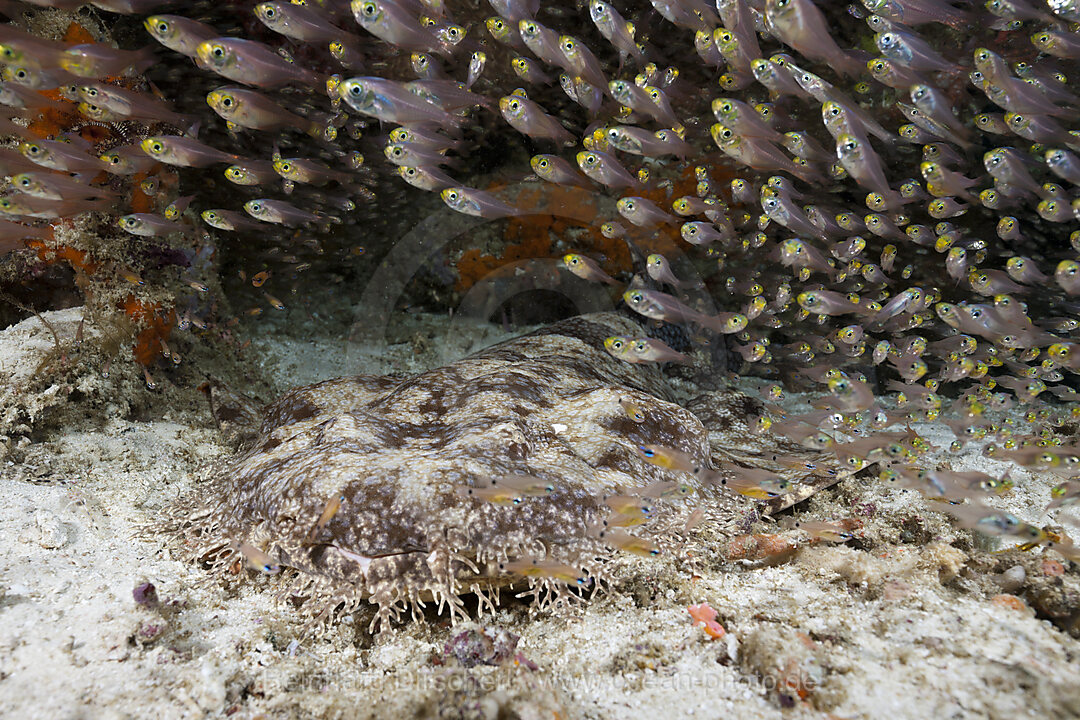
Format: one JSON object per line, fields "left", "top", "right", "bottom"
{"left": 353, "top": 0, "right": 445, "bottom": 54}
{"left": 589, "top": 1, "right": 643, "bottom": 63}
{"left": 440, "top": 187, "right": 520, "bottom": 218}
{"left": 623, "top": 288, "right": 747, "bottom": 334}
{"left": 140, "top": 135, "right": 239, "bottom": 168}
{"left": 244, "top": 198, "right": 323, "bottom": 226}
{"left": 499, "top": 94, "right": 574, "bottom": 144}
{"left": 765, "top": 0, "right": 862, "bottom": 76}
{"left": 576, "top": 150, "right": 639, "bottom": 189}
{"left": 196, "top": 38, "right": 323, "bottom": 89}
{"left": 256, "top": 2, "right": 357, "bottom": 44}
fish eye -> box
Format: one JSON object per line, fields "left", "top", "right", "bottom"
{"left": 264, "top": 6, "right": 275, "bottom": 17}
{"left": 157, "top": 21, "right": 169, "bottom": 32}
{"left": 14, "top": 69, "right": 26, "bottom": 79}
{"left": 362, "top": 2, "right": 376, "bottom": 15}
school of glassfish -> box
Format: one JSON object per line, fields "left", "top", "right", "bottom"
{"left": 2, "top": 0, "right": 1080, "bottom": 583}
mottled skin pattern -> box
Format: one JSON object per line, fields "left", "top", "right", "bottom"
{"left": 171, "top": 313, "right": 835, "bottom": 630}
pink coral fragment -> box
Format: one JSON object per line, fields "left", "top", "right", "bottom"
{"left": 687, "top": 602, "right": 726, "bottom": 639}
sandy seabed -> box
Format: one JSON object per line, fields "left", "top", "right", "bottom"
{"left": 1, "top": 307, "right": 1079, "bottom": 720}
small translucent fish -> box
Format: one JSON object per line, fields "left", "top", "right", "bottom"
{"left": 624, "top": 337, "right": 691, "bottom": 365}
{"left": 485, "top": 16, "right": 525, "bottom": 50}
{"left": 78, "top": 81, "right": 194, "bottom": 129}
{"left": 721, "top": 466, "right": 792, "bottom": 499}
{"left": 196, "top": 38, "right": 324, "bottom": 89}
{"left": 396, "top": 165, "right": 456, "bottom": 191}
{"left": 498, "top": 558, "right": 586, "bottom": 584}
{"left": 1047, "top": 480, "right": 1080, "bottom": 510}
{"left": 1031, "top": 27, "right": 1080, "bottom": 59}
{"left": 618, "top": 395, "right": 646, "bottom": 423}
{"left": 144, "top": 15, "right": 219, "bottom": 59}
{"left": 244, "top": 198, "right": 322, "bottom": 226}
{"left": 440, "top": 187, "right": 519, "bottom": 218}
{"left": 617, "top": 197, "right": 676, "bottom": 228}
{"left": 1005, "top": 256, "right": 1048, "bottom": 285}
{"left": 255, "top": 2, "right": 357, "bottom": 45}
{"left": 273, "top": 157, "right": 352, "bottom": 186}
{"left": 118, "top": 213, "right": 180, "bottom": 237}
{"left": 499, "top": 94, "right": 573, "bottom": 143}
{"left": 100, "top": 144, "right": 158, "bottom": 175}
{"left": 384, "top": 142, "right": 450, "bottom": 167}
{"left": 236, "top": 542, "right": 281, "bottom": 573}
{"left": 20, "top": 139, "right": 105, "bottom": 173}
{"left": 224, "top": 160, "right": 278, "bottom": 186}
{"left": 353, "top": 0, "right": 445, "bottom": 54}
{"left": 457, "top": 483, "right": 525, "bottom": 505}
{"left": 207, "top": 86, "right": 318, "bottom": 134}
{"left": 60, "top": 43, "right": 155, "bottom": 78}
{"left": 636, "top": 444, "right": 700, "bottom": 473}
{"left": 530, "top": 154, "right": 589, "bottom": 187}
{"left": 875, "top": 29, "right": 955, "bottom": 73}
{"left": 946, "top": 503, "right": 1048, "bottom": 545}
{"left": 141, "top": 135, "right": 239, "bottom": 168}
{"left": 765, "top": 0, "right": 862, "bottom": 76}
{"left": 603, "top": 493, "right": 653, "bottom": 517}
{"left": 1054, "top": 261, "right": 1080, "bottom": 295}
{"left": 518, "top": 18, "right": 565, "bottom": 65}
{"left": 510, "top": 54, "right": 551, "bottom": 84}
{"left": 680, "top": 221, "right": 730, "bottom": 246}
{"left": 784, "top": 519, "right": 854, "bottom": 542}
{"left": 563, "top": 253, "right": 618, "bottom": 285}
{"left": 645, "top": 253, "right": 693, "bottom": 289}
{"left": 307, "top": 494, "right": 345, "bottom": 541}
{"left": 576, "top": 150, "right": 639, "bottom": 189}
{"left": 10, "top": 172, "right": 113, "bottom": 202}
{"left": 623, "top": 288, "right": 747, "bottom": 334}
{"left": 589, "top": 1, "right": 642, "bottom": 63}
{"left": 466, "top": 51, "right": 486, "bottom": 88}
{"left": 557, "top": 35, "right": 608, "bottom": 90}
{"left": 597, "top": 527, "right": 660, "bottom": 557}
